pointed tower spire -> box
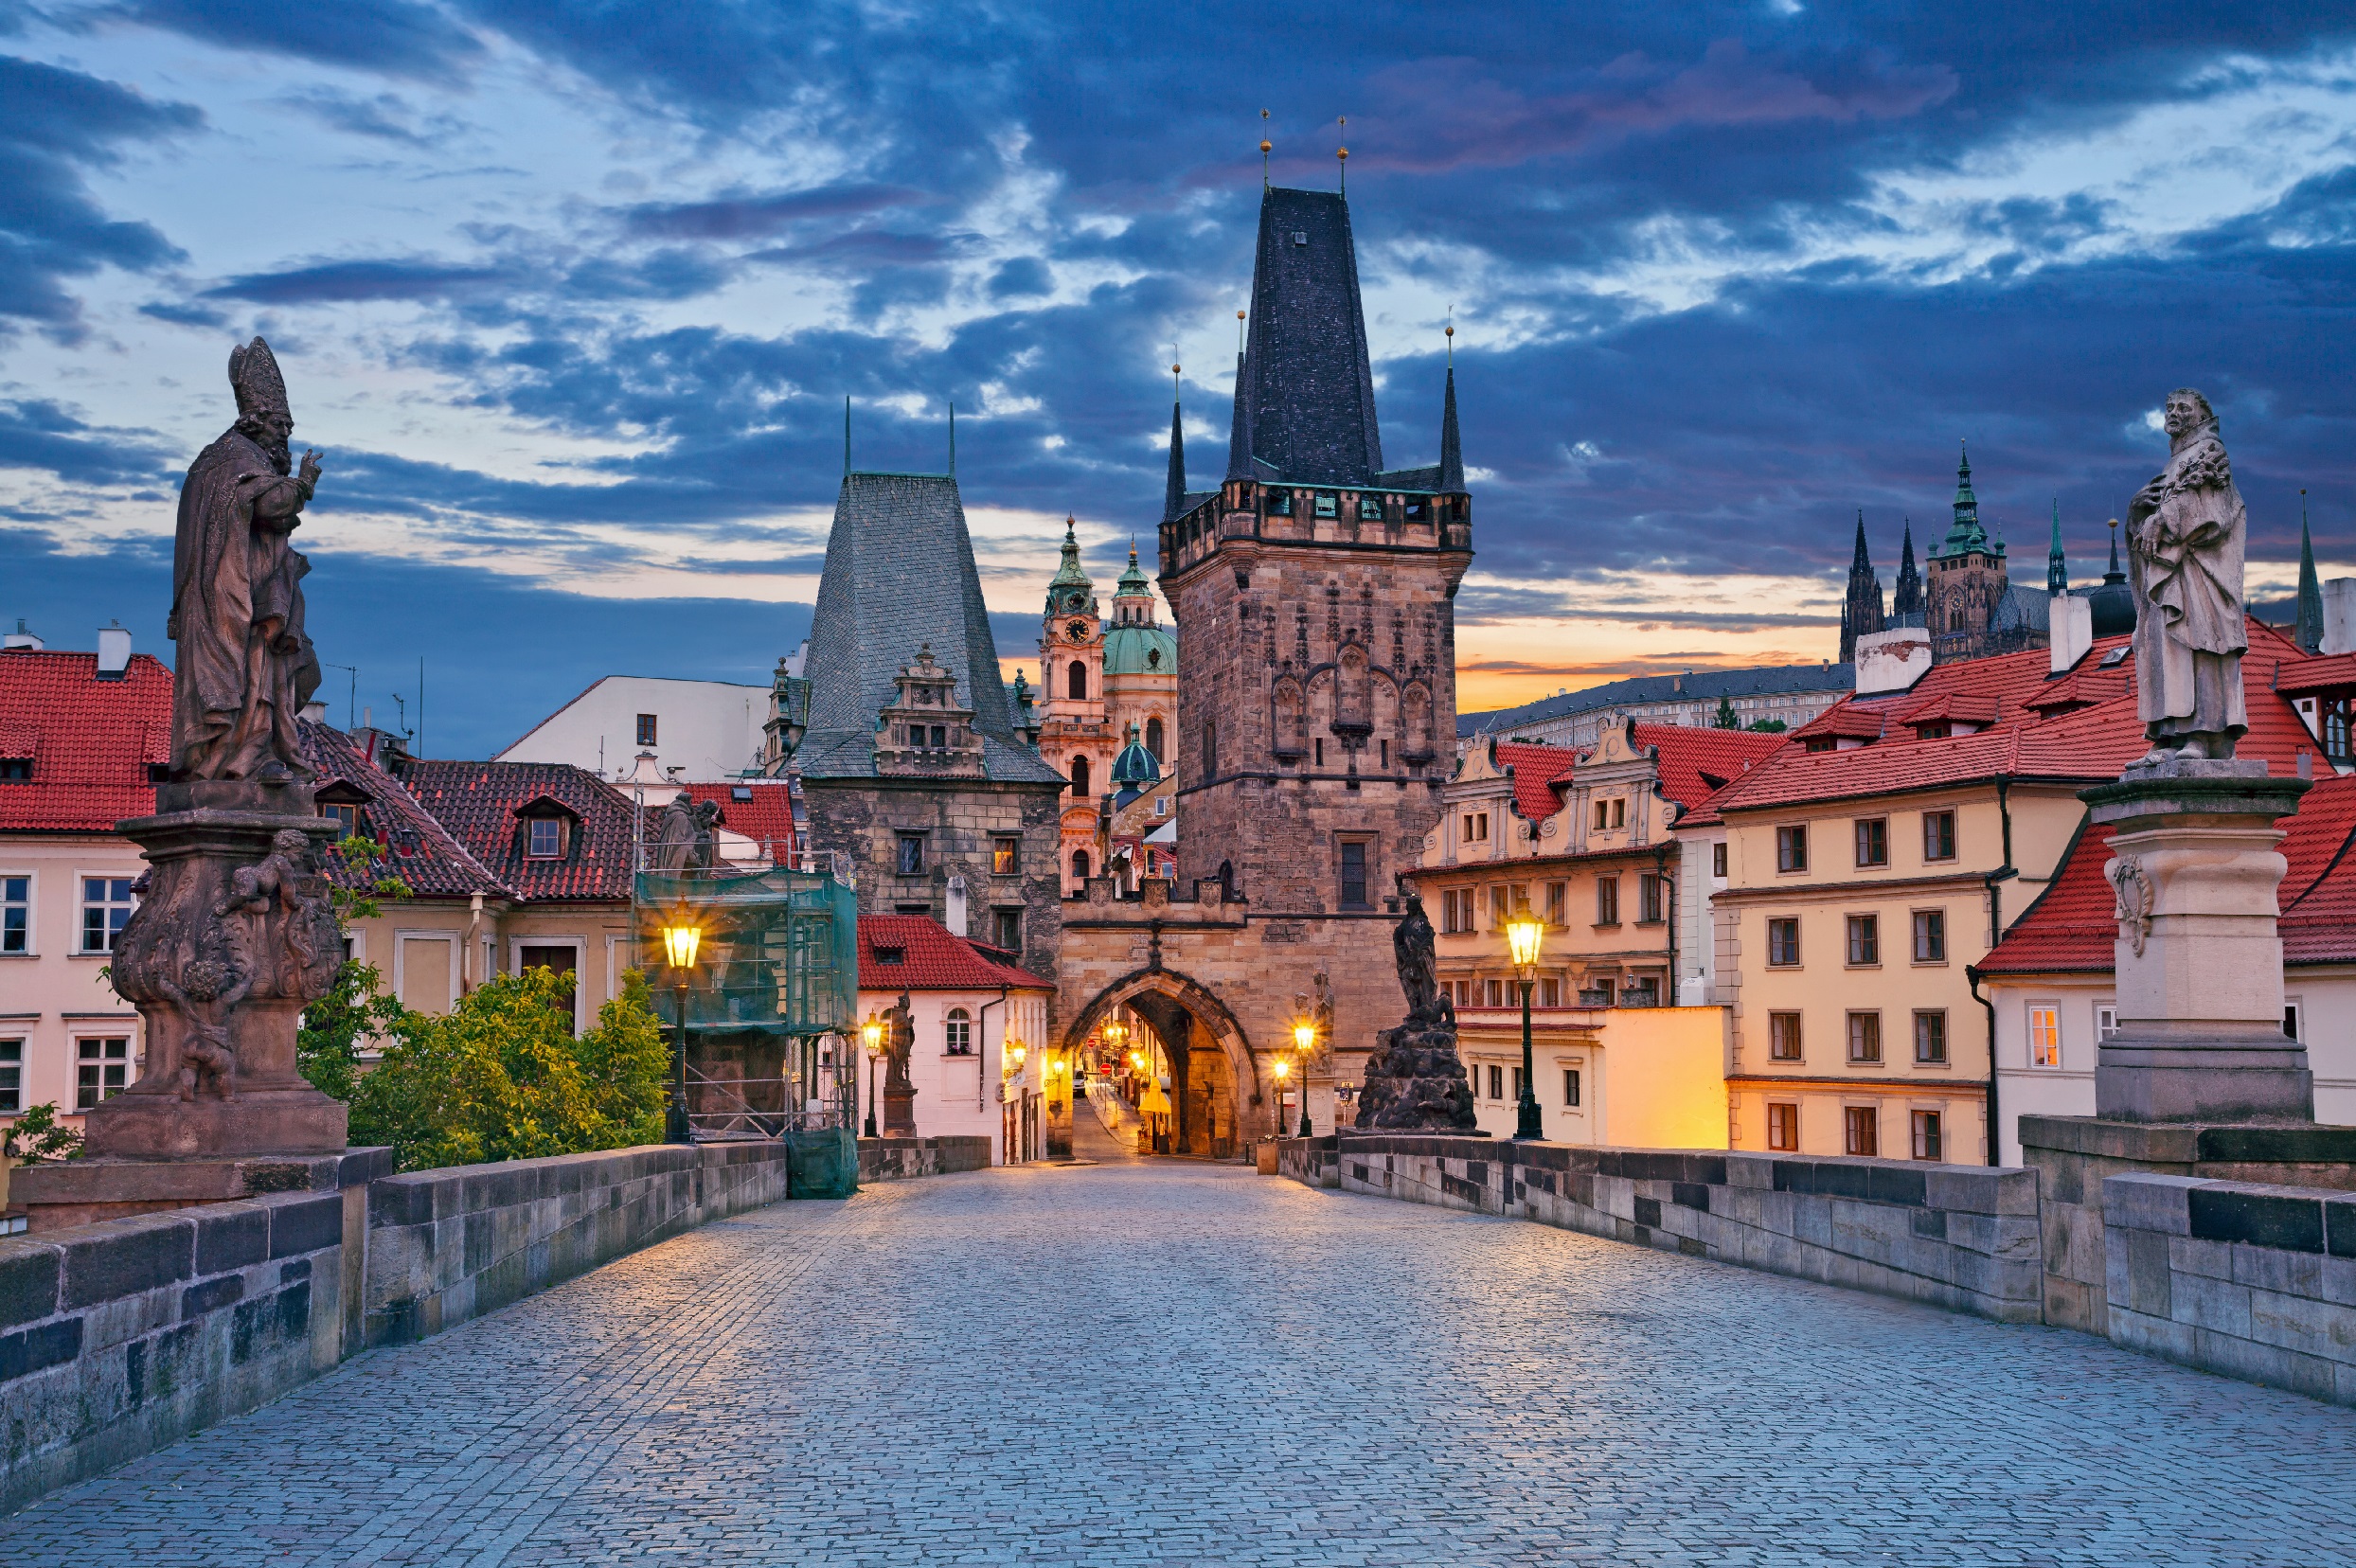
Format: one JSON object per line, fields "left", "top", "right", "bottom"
{"left": 1892, "top": 517, "right": 1923, "bottom": 622}
{"left": 2107, "top": 516, "right": 2123, "bottom": 579}
{"left": 1851, "top": 508, "right": 1873, "bottom": 568}
{"left": 1163, "top": 364, "right": 1187, "bottom": 524}
{"left": 2046, "top": 497, "right": 2067, "bottom": 594}
{"left": 2296, "top": 489, "right": 2324, "bottom": 653}
{"left": 1840, "top": 508, "right": 1885, "bottom": 664}
{"left": 1437, "top": 361, "right": 1463, "bottom": 493}
{"left": 1224, "top": 345, "right": 1254, "bottom": 482}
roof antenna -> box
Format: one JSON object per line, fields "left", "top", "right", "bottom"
{"left": 1336, "top": 116, "right": 1348, "bottom": 195}
{"left": 948, "top": 401, "right": 955, "bottom": 477}
{"left": 1259, "top": 110, "right": 1271, "bottom": 190}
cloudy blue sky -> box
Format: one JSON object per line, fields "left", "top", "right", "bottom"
{"left": 4, "top": 1, "right": 2354, "bottom": 757}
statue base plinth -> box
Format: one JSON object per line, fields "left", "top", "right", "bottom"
{"left": 81, "top": 1083, "right": 348, "bottom": 1161}
{"left": 883, "top": 1087, "right": 917, "bottom": 1137}
{"left": 1354, "top": 1020, "right": 1479, "bottom": 1132}
{"left": 9, "top": 1146, "right": 390, "bottom": 1234}
{"left": 2080, "top": 767, "right": 2314, "bottom": 1125}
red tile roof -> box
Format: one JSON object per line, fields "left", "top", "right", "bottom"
{"left": 1978, "top": 772, "right": 2356, "bottom": 975}
{"left": 1491, "top": 741, "right": 1577, "bottom": 821}
{"left": 404, "top": 758, "right": 636, "bottom": 902}
{"left": 2276, "top": 652, "right": 2356, "bottom": 699}
{"left": 1900, "top": 691, "right": 2003, "bottom": 729}
{"left": 1630, "top": 723, "right": 1789, "bottom": 814}
{"left": 638, "top": 781, "right": 797, "bottom": 860}
{"left": 856, "top": 915, "right": 1053, "bottom": 991}
{"left": 301, "top": 722, "right": 511, "bottom": 900}
{"left": 0, "top": 650, "right": 170, "bottom": 832}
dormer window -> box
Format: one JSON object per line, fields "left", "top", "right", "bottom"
{"left": 0, "top": 757, "right": 28, "bottom": 781}
{"left": 1268, "top": 491, "right": 1293, "bottom": 517}
{"left": 527, "top": 817, "right": 566, "bottom": 859}
{"left": 323, "top": 803, "right": 363, "bottom": 841}
{"left": 1358, "top": 495, "right": 1383, "bottom": 521}
{"left": 872, "top": 944, "right": 905, "bottom": 966}
{"left": 1313, "top": 493, "right": 1339, "bottom": 519}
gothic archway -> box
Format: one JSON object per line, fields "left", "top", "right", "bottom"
{"left": 1066, "top": 966, "right": 1267, "bottom": 1157}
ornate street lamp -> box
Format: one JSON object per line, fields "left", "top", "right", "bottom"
{"left": 661, "top": 920, "right": 701, "bottom": 1144}
{"left": 1507, "top": 912, "right": 1545, "bottom": 1140}
{"left": 860, "top": 1013, "right": 885, "bottom": 1138}
{"left": 1271, "top": 1055, "right": 1292, "bottom": 1137}
{"left": 1291, "top": 1017, "right": 1316, "bottom": 1137}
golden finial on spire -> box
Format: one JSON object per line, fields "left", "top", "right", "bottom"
{"left": 1171, "top": 362, "right": 1181, "bottom": 400}
{"left": 1445, "top": 306, "right": 1455, "bottom": 367}
{"left": 1236, "top": 309, "right": 1245, "bottom": 355}
{"left": 1260, "top": 109, "right": 1271, "bottom": 189}
{"left": 1336, "top": 116, "right": 1348, "bottom": 194}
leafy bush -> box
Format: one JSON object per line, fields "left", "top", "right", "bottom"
{"left": 298, "top": 958, "right": 412, "bottom": 1101}
{"left": 2, "top": 1102, "right": 82, "bottom": 1164}
{"left": 349, "top": 966, "right": 670, "bottom": 1171}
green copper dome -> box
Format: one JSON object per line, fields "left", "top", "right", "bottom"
{"left": 1110, "top": 722, "right": 1161, "bottom": 788}
{"left": 1102, "top": 623, "right": 1175, "bottom": 675}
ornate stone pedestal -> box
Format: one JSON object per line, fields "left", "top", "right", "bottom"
{"left": 1354, "top": 1018, "right": 1480, "bottom": 1132}
{"left": 883, "top": 1086, "right": 918, "bottom": 1138}
{"left": 2082, "top": 758, "right": 2312, "bottom": 1124}
{"left": 85, "top": 780, "right": 349, "bottom": 1161}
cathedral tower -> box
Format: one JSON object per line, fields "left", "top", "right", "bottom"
{"left": 1838, "top": 510, "right": 1885, "bottom": 663}
{"left": 1160, "top": 186, "right": 1472, "bottom": 913}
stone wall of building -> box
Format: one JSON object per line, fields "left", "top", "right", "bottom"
{"left": 2103, "top": 1171, "right": 2356, "bottom": 1407}
{"left": 802, "top": 776, "right": 1065, "bottom": 978}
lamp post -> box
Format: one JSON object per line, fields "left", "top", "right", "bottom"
{"left": 1508, "top": 912, "right": 1545, "bottom": 1140}
{"left": 1291, "top": 1018, "right": 1315, "bottom": 1137}
{"left": 860, "top": 1014, "right": 884, "bottom": 1139}
{"left": 661, "top": 921, "right": 702, "bottom": 1144}
{"left": 1272, "top": 1056, "right": 1291, "bottom": 1138}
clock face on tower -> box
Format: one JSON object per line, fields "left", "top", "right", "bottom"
{"left": 1067, "top": 619, "right": 1090, "bottom": 642}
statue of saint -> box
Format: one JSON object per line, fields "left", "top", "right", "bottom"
{"left": 884, "top": 990, "right": 916, "bottom": 1096}
{"left": 2126, "top": 388, "right": 2248, "bottom": 761}
{"left": 653, "top": 792, "right": 698, "bottom": 871}
{"left": 1391, "top": 880, "right": 1452, "bottom": 1026}
{"left": 169, "top": 338, "right": 324, "bottom": 782}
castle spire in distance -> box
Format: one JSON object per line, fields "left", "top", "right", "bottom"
{"left": 1840, "top": 509, "right": 1886, "bottom": 663}
{"left": 2046, "top": 498, "right": 2068, "bottom": 595}
{"left": 2296, "top": 490, "right": 2323, "bottom": 654}
{"left": 1893, "top": 518, "right": 1923, "bottom": 622}
{"left": 1164, "top": 364, "right": 1187, "bottom": 524}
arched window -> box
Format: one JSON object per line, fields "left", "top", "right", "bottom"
{"left": 944, "top": 1007, "right": 973, "bottom": 1056}
{"left": 1204, "top": 722, "right": 1218, "bottom": 776}
{"left": 1071, "top": 755, "right": 1091, "bottom": 796}
{"left": 1072, "top": 850, "right": 1091, "bottom": 884}
{"left": 1218, "top": 859, "right": 1235, "bottom": 898}
{"left": 1145, "top": 716, "right": 1165, "bottom": 760}
{"left": 1068, "top": 660, "right": 1088, "bottom": 701}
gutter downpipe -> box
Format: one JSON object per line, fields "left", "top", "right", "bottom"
{"left": 1979, "top": 775, "right": 2018, "bottom": 1167}
{"left": 976, "top": 984, "right": 1008, "bottom": 1116}
{"left": 1652, "top": 841, "right": 1676, "bottom": 1006}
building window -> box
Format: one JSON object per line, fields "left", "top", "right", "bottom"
{"left": 897, "top": 835, "right": 925, "bottom": 876}
{"left": 1711, "top": 842, "right": 1728, "bottom": 879}
{"left": 527, "top": 817, "right": 564, "bottom": 860}
{"left": 1463, "top": 811, "right": 1488, "bottom": 844}
{"left": 2096, "top": 1003, "right": 2119, "bottom": 1041}
{"left": 1487, "top": 1064, "right": 1503, "bottom": 1100}
{"left": 989, "top": 835, "right": 1020, "bottom": 876}
{"left": 1769, "top": 1011, "right": 1803, "bottom": 1060}
{"left": 1314, "top": 737, "right": 1325, "bottom": 767}
{"left": 1776, "top": 825, "right": 1808, "bottom": 873}
{"left": 1767, "top": 1102, "right": 1800, "bottom": 1151}
{"left": 1592, "top": 797, "right": 1628, "bottom": 830}
{"left": 635, "top": 713, "right": 657, "bottom": 747}
{"left": 1854, "top": 818, "right": 1888, "bottom": 868}
{"left": 1638, "top": 873, "right": 1664, "bottom": 924}
{"left": 2028, "top": 1005, "right": 2062, "bottom": 1068}
{"left": 1545, "top": 882, "right": 1565, "bottom": 926}
{"left": 1439, "top": 889, "right": 1459, "bottom": 934}
{"left": 1847, "top": 1011, "right": 1883, "bottom": 1063}
{"left": 945, "top": 1008, "right": 973, "bottom": 1056}
{"left": 1562, "top": 1068, "right": 1580, "bottom": 1107}
{"left": 0, "top": 1039, "right": 19, "bottom": 1113}
{"left": 992, "top": 909, "right": 1023, "bottom": 952}
{"left": 1144, "top": 716, "right": 1165, "bottom": 758}
{"left": 1540, "top": 977, "right": 1562, "bottom": 1007}
{"left": 1313, "top": 491, "right": 1339, "bottom": 519}
{"left": 1923, "top": 811, "right": 1957, "bottom": 862}
{"left": 1845, "top": 1106, "right": 1879, "bottom": 1157}
{"left": 1268, "top": 490, "right": 1293, "bottom": 517}
{"left": 1071, "top": 849, "right": 1091, "bottom": 884}
{"left": 1906, "top": 909, "right": 1947, "bottom": 964}
{"left": 80, "top": 877, "right": 134, "bottom": 953}
{"left": 1915, "top": 1010, "right": 1948, "bottom": 1063}
{"left": 1071, "top": 755, "right": 1091, "bottom": 796}
{"left": 1911, "top": 1111, "right": 1943, "bottom": 1163}
{"left": 1767, "top": 917, "right": 1800, "bottom": 967}
{"left": 1596, "top": 877, "right": 1619, "bottom": 925}
{"left": 2325, "top": 698, "right": 2352, "bottom": 761}
{"left": 1204, "top": 722, "right": 1217, "bottom": 776}
{"left": 1338, "top": 841, "right": 1368, "bottom": 909}
{"left": 1846, "top": 914, "right": 1879, "bottom": 966}
{"left": 77, "top": 1037, "right": 128, "bottom": 1109}
{"left": 1484, "top": 977, "right": 1504, "bottom": 1008}
{"left": 0, "top": 758, "right": 28, "bottom": 781}
{"left": 1067, "top": 661, "right": 1088, "bottom": 701}
{"left": 321, "top": 802, "right": 362, "bottom": 841}
{"left": 2, "top": 875, "right": 27, "bottom": 954}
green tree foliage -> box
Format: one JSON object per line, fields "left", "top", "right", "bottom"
{"left": 1748, "top": 718, "right": 1788, "bottom": 733}
{"left": 297, "top": 959, "right": 410, "bottom": 1101}
{"left": 1713, "top": 695, "right": 1740, "bottom": 729}
{"left": 2, "top": 1102, "right": 83, "bottom": 1163}
{"left": 349, "top": 967, "right": 670, "bottom": 1171}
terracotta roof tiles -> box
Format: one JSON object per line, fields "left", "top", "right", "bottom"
{"left": 0, "top": 650, "right": 170, "bottom": 832}
{"left": 300, "top": 722, "right": 511, "bottom": 900}
{"left": 1490, "top": 740, "right": 1577, "bottom": 821}
{"left": 404, "top": 757, "right": 636, "bottom": 902}
{"left": 856, "top": 915, "right": 1053, "bottom": 992}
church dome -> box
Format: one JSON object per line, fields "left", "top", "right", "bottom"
{"left": 2087, "top": 577, "right": 2136, "bottom": 638}
{"left": 1110, "top": 723, "right": 1161, "bottom": 788}
{"left": 1102, "top": 623, "right": 1176, "bottom": 676}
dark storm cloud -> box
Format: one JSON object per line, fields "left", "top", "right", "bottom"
{"left": 0, "top": 54, "right": 198, "bottom": 335}
{"left": 0, "top": 399, "right": 177, "bottom": 486}
{"left": 205, "top": 258, "right": 520, "bottom": 305}
{"left": 622, "top": 185, "right": 926, "bottom": 241}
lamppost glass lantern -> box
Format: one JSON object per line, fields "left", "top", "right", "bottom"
{"left": 662, "top": 922, "right": 702, "bottom": 971}
{"left": 859, "top": 1013, "right": 885, "bottom": 1138}
{"left": 661, "top": 920, "right": 702, "bottom": 1145}
{"left": 1506, "top": 912, "right": 1545, "bottom": 1140}
{"left": 1288, "top": 1018, "right": 1316, "bottom": 1137}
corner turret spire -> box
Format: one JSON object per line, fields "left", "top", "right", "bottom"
{"left": 1437, "top": 365, "right": 1463, "bottom": 493}
{"left": 1893, "top": 517, "right": 1923, "bottom": 622}
{"left": 2046, "top": 498, "right": 2068, "bottom": 594}
{"left": 1936, "top": 439, "right": 1990, "bottom": 558}
{"left": 2295, "top": 489, "right": 2324, "bottom": 653}
{"left": 1163, "top": 369, "right": 1187, "bottom": 524}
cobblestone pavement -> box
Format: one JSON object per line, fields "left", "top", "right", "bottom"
{"left": 13, "top": 1162, "right": 2356, "bottom": 1566}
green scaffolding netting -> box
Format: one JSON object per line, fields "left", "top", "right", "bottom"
{"left": 635, "top": 866, "right": 858, "bottom": 1038}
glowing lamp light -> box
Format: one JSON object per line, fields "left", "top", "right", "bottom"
{"left": 860, "top": 1016, "right": 884, "bottom": 1057}
{"left": 1293, "top": 1020, "right": 1315, "bottom": 1056}
{"left": 1507, "top": 912, "right": 1545, "bottom": 972}
{"left": 662, "top": 922, "right": 702, "bottom": 971}
{"left": 1273, "top": 1058, "right": 1291, "bottom": 1080}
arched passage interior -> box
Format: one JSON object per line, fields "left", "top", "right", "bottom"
{"left": 1067, "top": 969, "right": 1261, "bottom": 1160}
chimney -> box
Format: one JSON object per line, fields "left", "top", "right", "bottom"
{"left": 1853, "top": 628, "right": 1932, "bottom": 696}
{"left": 2048, "top": 596, "right": 2093, "bottom": 674}
{"left": 2, "top": 619, "right": 42, "bottom": 651}
{"left": 2321, "top": 579, "right": 2356, "bottom": 657}
{"left": 96, "top": 621, "right": 132, "bottom": 680}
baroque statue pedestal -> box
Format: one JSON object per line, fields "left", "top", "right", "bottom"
{"left": 2083, "top": 757, "right": 2313, "bottom": 1124}
{"left": 84, "top": 779, "right": 350, "bottom": 1161}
